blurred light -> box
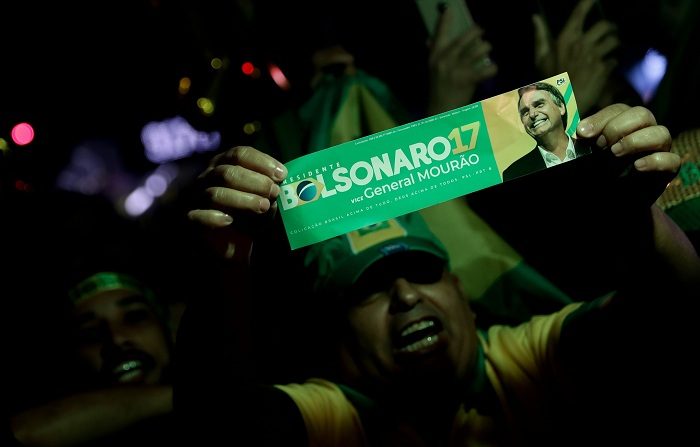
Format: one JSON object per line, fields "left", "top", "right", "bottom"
{"left": 626, "top": 48, "right": 668, "bottom": 103}
{"left": 243, "top": 121, "right": 262, "bottom": 135}
{"left": 11, "top": 122, "right": 35, "bottom": 146}
{"left": 145, "top": 164, "right": 178, "bottom": 197}
{"left": 56, "top": 147, "right": 105, "bottom": 195}
{"left": 178, "top": 77, "right": 191, "bottom": 95}
{"left": 155, "top": 163, "right": 179, "bottom": 183}
{"left": 122, "top": 164, "right": 179, "bottom": 216}
{"left": 141, "top": 116, "right": 221, "bottom": 163}
{"left": 241, "top": 61, "right": 255, "bottom": 75}
{"left": 14, "top": 179, "right": 31, "bottom": 191}
{"left": 197, "top": 97, "right": 215, "bottom": 115}
{"left": 124, "top": 187, "right": 153, "bottom": 217}
{"left": 55, "top": 140, "right": 128, "bottom": 198}
{"left": 145, "top": 173, "right": 168, "bottom": 197}
{"left": 0, "top": 138, "right": 8, "bottom": 153}
{"left": 211, "top": 58, "right": 223, "bottom": 70}
{"left": 268, "top": 63, "right": 291, "bottom": 90}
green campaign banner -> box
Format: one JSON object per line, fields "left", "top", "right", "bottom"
{"left": 278, "top": 72, "right": 580, "bottom": 249}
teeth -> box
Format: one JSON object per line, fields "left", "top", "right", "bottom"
{"left": 401, "top": 320, "right": 435, "bottom": 337}
{"left": 114, "top": 360, "right": 142, "bottom": 374}
{"left": 532, "top": 118, "right": 546, "bottom": 128}
{"left": 399, "top": 335, "right": 438, "bottom": 353}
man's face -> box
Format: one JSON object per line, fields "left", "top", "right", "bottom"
{"left": 72, "top": 289, "right": 171, "bottom": 387}
{"left": 338, "top": 253, "right": 478, "bottom": 392}
{"left": 519, "top": 89, "right": 566, "bottom": 140}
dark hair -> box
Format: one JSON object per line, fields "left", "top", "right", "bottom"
{"left": 517, "top": 82, "right": 568, "bottom": 129}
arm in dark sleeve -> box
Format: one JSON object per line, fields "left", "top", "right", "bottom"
{"left": 172, "top": 255, "right": 308, "bottom": 447}
{"left": 555, "top": 207, "right": 700, "bottom": 445}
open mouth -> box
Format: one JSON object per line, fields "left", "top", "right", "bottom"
{"left": 112, "top": 359, "right": 147, "bottom": 383}
{"left": 103, "top": 351, "right": 155, "bottom": 385}
{"left": 394, "top": 318, "right": 443, "bottom": 354}
{"left": 531, "top": 118, "right": 548, "bottom": 130}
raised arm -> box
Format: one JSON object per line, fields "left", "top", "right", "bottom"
{"left": 10, "top": 386, "right": 172, "bottom": 447}
{"left": 175, "top": 146, "right": 309, "bottom": 446}
{"left": 426, "top": 4, "right": 497, "bottom": 115}
{"left": 533, "top": 0, "right": 621, "bottom": 115}
{"left": 186, "top": 145, "right": 288, "bottom": 263}
{"left": 575, "top": 104, "right": 700, "bottom": 286}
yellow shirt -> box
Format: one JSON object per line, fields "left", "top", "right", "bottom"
{"left": 276, "top": 302, "right": 584, "bottom": 446}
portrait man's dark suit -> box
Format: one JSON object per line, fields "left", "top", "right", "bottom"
{"left": 502, "top": 139, "right": 592, "bottom": 182}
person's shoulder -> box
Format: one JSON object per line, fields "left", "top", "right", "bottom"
{"left": 482, "top": 302, "right": 584, "bottom": 354}
{"left": 503, "top": 147, "right": 541, "bottom": 181}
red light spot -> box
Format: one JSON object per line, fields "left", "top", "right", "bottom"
{"left": 241, "top": 62, "right": 255, "bottom": 76}
{"left": 14, "top": 179, "right": 31, "bottom": 191}
{"left": 11, "top": 122, "right": 35, "bottom": 146}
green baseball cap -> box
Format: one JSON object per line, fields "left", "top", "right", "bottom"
{"left": 67, "top": 271, "right": 170, "bottom": 328}
{"left": 304, "top": 212, "right": 450, "bottom": 295}
{"left": 68, "top": 272, "right": 153, "bottom": 305}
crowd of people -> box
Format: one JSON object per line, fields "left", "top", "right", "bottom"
{"left": 3, "top": 1, "right": 699, "bottom": 446}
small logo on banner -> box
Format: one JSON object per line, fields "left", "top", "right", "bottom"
{"left": 281, "top": 178, "right": 326, "bottom": 209}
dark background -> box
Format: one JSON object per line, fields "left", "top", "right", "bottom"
{"left": 1, "top": 0, "right": 698, "bottom": 414}
{"left": 1, "top": 0, "right": 681, "bottom": 190}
